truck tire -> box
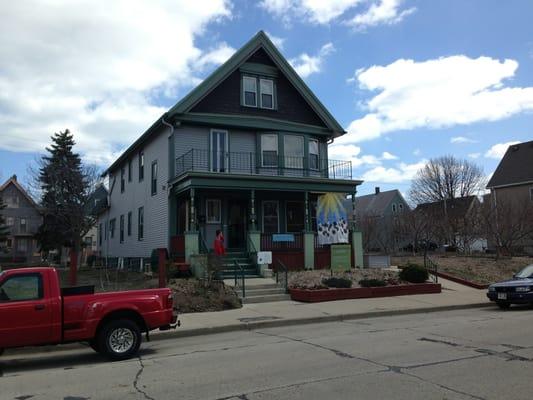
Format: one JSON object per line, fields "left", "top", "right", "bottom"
{"left": 98, "top": 319, "right": 142, "bottom": 361}
{"left": 0, "top": 348, "right": 4, "bottom": 356}
{"left": 89, "top": 339, "right": 101, "bottom": 353}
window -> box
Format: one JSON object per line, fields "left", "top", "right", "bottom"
{"left": 261, "top": 134, "right": 278, "bottom": 167}
{"left": 6, "top": 196, "right": 19, "bottom": 208}
{"left": 263, "top": 201, "right": 279, "bottom": 233}
{"left": 210, "top": 130, "right": 228, "bottom": 172}
{"left": 139, "top": 151, "right": 144, "bottom": 181}
{"left": 243, "top": 76, "right": 257, "bottom": 107}
{"left": 128, "top": 159, "right": 132, "bottom": 182}
{"left": 6, "top": 217, "right": 14, "bottom": 226}
{"left": 119, "top": 214, "right": 124, "bottom": 243}
{"left": 151, "top": 161, "right": 158, "bottom": 196}
{"left": 127, "top": 211, "right": 132, "bottom": 236}
{"left": 20, "top": 218, "right": 27, "bottom": 233}
{"left": 109, "top": 218, "right": 116, "bottom": 239}
{"left": 206, "top": 199, "right": 221, "bottom": 224}
{"left": 392, "top": 203, "right": 397, "bottom": 213}
{"left": 284, "top": 135, "right": 304, "bottom": 169}
{"left": 99, "top": 223, "right": 103, "bottom": 246}
{"left": 0, "top": 274, "right": 43, "bottom": 302}
{"left": 138, "top": 207, "right": 144, "bottom": 241}
{"left": 84, "top": 236, "right": 93, "bottom": 246}
{"left": 399, "top": 203, "right": 404, "bottom": 211}
{"left": 17, "top": 238, "right": 27, "bottom": 252}
{"left": 260, "top": 78, "right": 274, "bottom": 109}
{"left": 286, "top": 201, "right": 304, "bottom": 233}
{"left": 120, "top": 167, "right": 125, "bottom": 193}
{"left": 309, "top": 139, "right": 319, "bottom": 170}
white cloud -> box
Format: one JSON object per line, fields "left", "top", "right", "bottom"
{"left": 345, "top": 0, "right": 416, "bottom": 30}
{"left": 450, "top": 136, "right": 477, "bottom": 144}
{"left": 484, "top": 141, "right": 520, "bottom": 159}
{"left": 468, "top": 152, "right": 481, "bottom": 159}
{"left": 265, "top": 31, "right": 286, "bottom": 49}
{"left": 381, "top": 151, "right": 398, "bottom": 160}
{"left": 0, "top": 1, "right": 232, "bottom": 165}
{"left": 290, "top": 43, "right": 335, "bottom": 78}
{"left": 361, "top": 160, "right": 427, "bottom": 183}
{"left": 259, "top": 0, "right": 414, "bottom": 27}
{"left": 338, "top": 55, "right": 533, "bottom": 144}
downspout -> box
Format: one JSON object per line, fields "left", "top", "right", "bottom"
{"left": 161, "top": 114, "right": 175, "bottom": 253}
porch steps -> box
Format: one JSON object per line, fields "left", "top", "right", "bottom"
{"left": 218, "top": 252, "right": 261, "bottom": 279}
{"left": 232, "top": 279, "right": 291, "bottom": 304}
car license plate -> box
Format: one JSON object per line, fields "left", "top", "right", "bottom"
{"left": 497, "top": 293, "right": 507, "bottom": 300}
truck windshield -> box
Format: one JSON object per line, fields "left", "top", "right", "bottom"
{"left": 515, "top": 265, "right": 533, "bottom": 279}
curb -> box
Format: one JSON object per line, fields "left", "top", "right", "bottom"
{"left": 150, "top": 302, "right": 493, "bottom": 342}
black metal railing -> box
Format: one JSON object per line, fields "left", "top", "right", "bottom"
{"left": 199, "top": 231, "right": 209, "bottom": 254}
{"left": 247, "top": 235, "right": 259, "bottom": 274}
{"left": 424, "top": 255, "right": 439, "bottom": 283}
{"left": 233, "top": 260, "right": 245, "bottom": 298}
{"left": 275, "top": 259, "right": 289, "bottom": 294}
{"left": 175, "top": 149, "right": 352, "bottom": 180}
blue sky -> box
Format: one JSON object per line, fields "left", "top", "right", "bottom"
{"left": 1, "top": 0, "right": 532, "bottom": 197}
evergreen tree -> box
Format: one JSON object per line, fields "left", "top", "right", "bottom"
{"left": 0, "top": 196, "right": 9, "bottom": 247}
{"left": 37, "top": 130, "right": 93, "bottom": 270}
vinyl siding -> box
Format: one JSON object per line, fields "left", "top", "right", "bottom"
{"left": 98, "top": 126, "right": 170, "bottom": 258}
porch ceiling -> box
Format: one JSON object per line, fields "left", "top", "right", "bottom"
{"left": 170, "top": 171, "right": 362, "bottom": 195}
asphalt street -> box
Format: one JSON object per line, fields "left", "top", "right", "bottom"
{"left": 1, "top": 306, "right": 533, "bottom": 400}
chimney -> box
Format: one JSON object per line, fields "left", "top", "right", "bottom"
{"left": 375, "top": 186, "right": 380, "bottom": 195}
{"left": 11, "top": 174, "right": 17, "bottom": 181}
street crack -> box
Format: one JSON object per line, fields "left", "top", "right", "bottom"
{"left": 133, "top": 356, "right": 155, "bottom": 400}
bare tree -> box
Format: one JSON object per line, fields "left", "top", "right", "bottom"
{"left": 394, "top": 209, "right": 433, "bottom": 255}
{"left": 481, "top": 197, "right": 533, "bottom": 258}
{"left": 409, "top": 156, "right": 485, "bottom": 204}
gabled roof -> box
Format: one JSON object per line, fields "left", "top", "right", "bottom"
{"left": 415, "top": 196, "right": 478, "bottom": 220}
{"left": 168, "top": 31, "right": 345, "bottom": 134}
{"left": 103, "top": 30, "right": 346, "bottom": 176}
{"left": 85, "top": 184, "right": 109, "bottom": 216}
{"left": 486, "top": 140, "right": 533, "bottom": 188}
{"left": 0, "top": 175, "right": 40, "bottom": 210}
{"left": 342, "top": 189, "right": 409, "bottom": 217}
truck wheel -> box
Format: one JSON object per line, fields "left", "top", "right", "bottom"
{"left": 98, "top": 319, "right": 141, "bottom": 361}
{"left": 497, "top": 301, "right": 511, "bottom": 310}
{"left": 89, "top": 339, "right": 101, "bottom": 353}
{"left": 0, "top": 348, "right": 4, "bottom": 357}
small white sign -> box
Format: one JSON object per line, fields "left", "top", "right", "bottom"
{"left": 257, "top": 251, "right": 272, "bottom": 265}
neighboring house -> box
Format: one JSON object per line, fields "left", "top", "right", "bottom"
{"left": 486, "top": 140, "right": 533, "bottom": 254}
{"left": 0, "top": 175, "right": 42, "bottom": 263}
{"left": 415, "top": 196, "right": 484, "bottom": 253}
{"left": 344, "top": 187, "right": 410, "bottom": 253}
{"left": 97, "top": 31, "right": 363, "bottom": 269}
{"left": 82, "top": 185, "right": 109, "bottom": 264}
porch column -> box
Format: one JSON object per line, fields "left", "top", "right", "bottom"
{"left": 350, "top": 190, "right": 364, "bottom": 268}
{"left": 248, "top": 189, "right": 262, "bottom": 272}
{"left": 184, "top": 188, "right": 198, "bottom": 263}
{"left": 303, "top": 191, "right": 315, "bottom": 270}
{"left": 250, "top": 189, "right": 257, "bottom": 231}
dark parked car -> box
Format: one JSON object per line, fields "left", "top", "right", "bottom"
{"left": 487, "top": 265, "right": 533, "bottom": 309}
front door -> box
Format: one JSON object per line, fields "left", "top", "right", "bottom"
{"left": 210, "top": 130, "right": 228, "bottom": 172}
{"left": 228, "top": 201, "right": 247, "bottom": 249}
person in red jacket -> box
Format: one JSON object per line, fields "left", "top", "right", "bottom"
{"left": 214, "top": 230, "right": 226, "bottom": 256}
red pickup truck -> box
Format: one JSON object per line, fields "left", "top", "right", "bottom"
{"left": 0, "top": 267, "right": 178, "bottom": 360}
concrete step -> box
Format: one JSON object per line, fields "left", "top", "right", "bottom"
{"left": 244, "top": 287, "right": 287, "bottom": 295}
{"left": 242, "top": 293, "right": 291, "bottom": 304}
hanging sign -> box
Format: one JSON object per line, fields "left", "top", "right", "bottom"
{"left": 317, "top": 193, "right": 349, "bottom": 245}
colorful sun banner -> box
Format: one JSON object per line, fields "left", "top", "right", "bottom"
{"left": 317, "top": 193, "right": 349, "bottom": 245}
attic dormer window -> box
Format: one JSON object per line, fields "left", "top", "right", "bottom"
{"left": 242, "top": 75, "right": 276, "bottom": 109}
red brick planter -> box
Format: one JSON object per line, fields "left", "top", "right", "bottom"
{"left": 434, "top": 271, "right": 488, "bottom": 289}
{"left": 289, "top": 283, "right": 441, "bottom": 303}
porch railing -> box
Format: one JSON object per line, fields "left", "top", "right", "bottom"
{"left": 261, "top": 232, "right": 303, "bottom": 251}
{"left": 175, "top": 149, "right": 352, "bottom": 180}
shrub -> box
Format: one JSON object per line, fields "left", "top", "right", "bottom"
{"left": 322, "top": 277, "right": 352, "bottom": 288}
{"left": 359, "top": 278, "right": 387, "bottom": 287}
{"left": 399, "top": 264, "right": 429, "bottom": 283}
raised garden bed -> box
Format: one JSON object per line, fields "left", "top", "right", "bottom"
{"left": 433, "top": 271, "right": 488, "bottom": 289}
{"left": 290, "top": 283, "right": 441, "bottom": 302}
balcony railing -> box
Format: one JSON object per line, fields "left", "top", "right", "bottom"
{"left": 175, "top": 149, "right": 352, "bottom": 180}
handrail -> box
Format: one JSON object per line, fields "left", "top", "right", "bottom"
{"left": 275, "top": 259, "right": 289, "bottom": 294}
{"left": 424, "top": 254, "right": 439, "bottom": 283}
{"left": 247, "top": 235, "right": 258, "bottom": 274}
{"left": 233, "top": 260, "right": 245, "bottom": 298}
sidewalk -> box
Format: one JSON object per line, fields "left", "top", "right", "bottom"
{"left": 152, "top": 277, "right": 491, "bottom": 341}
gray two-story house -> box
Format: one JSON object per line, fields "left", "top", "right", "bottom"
{"left": 0, "top": 175, "right": 43, "bottom": 263}
{"left": 97, "top": 31, "right": 363, "bottom": 270}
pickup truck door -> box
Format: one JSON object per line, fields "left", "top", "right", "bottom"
{"left": 0, "top": 272, "right": 53, "bottom": 348}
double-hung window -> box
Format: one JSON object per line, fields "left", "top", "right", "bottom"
{"left": 139, "top": 151, "right": 144, "bottom": 182}
{"left": 286, "top": 201, "right": 304, "bottom": 233}
{"left": 20, "top": 218, "right": 27, "bottom": 233}
{"left": 243, "top": 76, "right": 257, "bottom": 107}
{"left": 151, "top": 161, "right": 158, "bottom": 196}
{"left": 99, "top": 223, "right": 103, "bottom": 246}
{"left": 260, "top": 79, "right": 274, "bottom": 109}
{"left": 120, "top": 167, "right": 125, "bottom": 193}
{"left": 206, "top": 199, "right": 221, "bottom": 224}
{"left": 119, "top": 215, "right": 124, "bottom": 243}
{"left": 263, "top": 201, "right": 279, "bottom": 233}
{"left": 109, "top": 218, "right": 116, "bottom": 239}
{"left": 138, "top": 207, "right": 144, "bottom": 241}
{"left": 127, "top": 211, "right": 132, "bottom": 236}
{"left": 284, "top": 135, "right": 304, "bottom": 169}
{"left": 309, "top": 139, "right": 319, "bottom": 170}
{"left": 128, "top": 159, "right": 132, "bottom": 182}
{"left": 261, "top": 134, "right": 278, "bottom": 167}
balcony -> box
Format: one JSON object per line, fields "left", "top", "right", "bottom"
{"left": 175, "top": 149, "right": 352, "bottom": 180}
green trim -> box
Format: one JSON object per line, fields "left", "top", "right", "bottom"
{"left": 171, "top": 172, "right": 361, "bottom": 195}
{"left": 240, "top": 62, "right": 279, "bottom": 77}
{"left": 168, "top": 31, "right": 345, "bottom": 136}
{"left": 175, "top": 113, "right": 331, "bottom": 135}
